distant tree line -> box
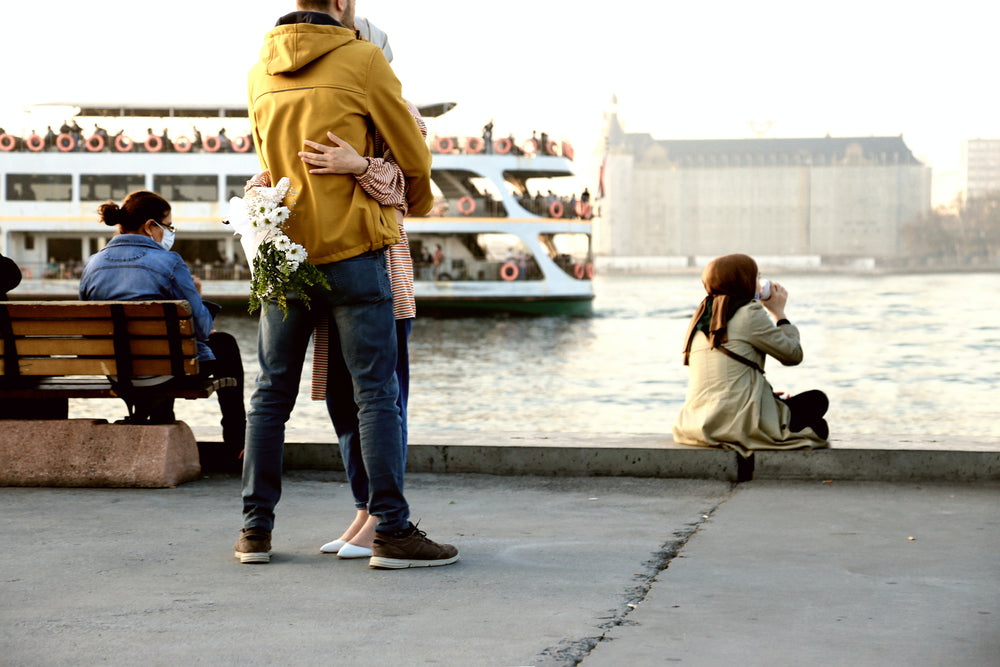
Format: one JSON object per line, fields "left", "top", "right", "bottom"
{"left": 899, "top": 193, "right": 1000, "bottom": 267}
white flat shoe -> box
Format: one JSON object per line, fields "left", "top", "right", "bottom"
{"left": 320, "top": 539, "right": 347, "bottom": 554}
{"left": 337, "top": 543, "right": 374, "bottom": 559}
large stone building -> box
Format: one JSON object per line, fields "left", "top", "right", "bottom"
{"left": 596, "top": 111, "right": 931, "bottom": 260}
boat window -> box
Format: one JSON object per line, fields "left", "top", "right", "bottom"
{"left": 81, "top": 174, "right": 146, "bottom": 201}
{"left": 513, "top": 176, "right": 592, "bottom": 219}
{"left": 226, "top": 175, "right": 255, "bottom": 200}
{"left": 540, "top": 233, "right": 593, "bottom": 280}
{"left": 153, "top": 174, "right": 218, "bottom": 202}
{"left": 428, "top": 169, "right": 506, "bottom": 217}
{"left": 6, "top": 174, "right": 72, "bottom": 201}
{"left": 408, "top": 233, "right": 541, "bottom": 281}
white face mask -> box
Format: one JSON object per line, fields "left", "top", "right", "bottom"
{"left": 154, "top": 222, "right": 175, "bottom": 251}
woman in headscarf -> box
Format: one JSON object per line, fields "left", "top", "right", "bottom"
{"left": 673, "top": 253, "right": 829, "bottom": 456}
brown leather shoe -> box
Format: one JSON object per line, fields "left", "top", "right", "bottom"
{"left": 369, "top": 523, "right": 459, "bottom": 569}
{"left": 234, "top": 528, "right": 271, "bottom": 564}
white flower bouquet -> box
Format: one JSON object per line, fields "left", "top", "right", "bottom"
{"left": 226, "top": 176, "right": 329, "bottom": 317}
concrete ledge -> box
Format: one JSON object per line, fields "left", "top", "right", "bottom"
{"left": 0, "top": 419, "right": 201, "bottom": 488}
{"left": 191, "top": 427, "right": 1000, "bottom": 482}
{"left": 283, "top": 441, "right": 740, "bottom": 481}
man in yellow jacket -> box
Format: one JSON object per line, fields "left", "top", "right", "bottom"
{"left": 237, "top": 0, "right": 458, "bottom": 569}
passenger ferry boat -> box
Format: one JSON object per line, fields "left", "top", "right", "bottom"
{"left": 0, "top": 103, "right": 595, "bottom": 315}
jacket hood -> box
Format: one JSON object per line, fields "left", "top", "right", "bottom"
{"left": 259, "top": 19, "right": 356, "bottom": 75}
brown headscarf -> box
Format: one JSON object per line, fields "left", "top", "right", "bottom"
{"left": 682, "top": 254, "right": 758, "bottom": 364}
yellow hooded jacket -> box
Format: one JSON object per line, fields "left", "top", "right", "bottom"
{"left": 248, "top": 21, "right": 433, "bottom": 265}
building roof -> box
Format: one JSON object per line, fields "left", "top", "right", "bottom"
{"left": 619, "top": 133, "right": 923, "bottom": 167}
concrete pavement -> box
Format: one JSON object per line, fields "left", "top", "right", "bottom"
{"left": 1, "top": 467, "right": 997, "bottom": 665}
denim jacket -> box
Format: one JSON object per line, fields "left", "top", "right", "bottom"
{"left": 79, "top": 234, "right": 215, "bottom": 361}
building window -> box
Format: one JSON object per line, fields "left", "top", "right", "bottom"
{"left": 153, "top": 174, "right": 218, "bottom": 202}
{"left": 6, "top": 174, "right": 72, "bottom": 201}
{"left": 81, "top": 174, "right": 146, "bottom": 201}
{"left": 226, "top": 175, "right": 254, "bottom": 201}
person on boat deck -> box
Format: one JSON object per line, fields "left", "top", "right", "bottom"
{"left": 673, "top": 253, "right": 829, "bottom": 457}
{"left": 482, "top": 119, "right": 493, "bottom": 153}
{"left": 245, "top": 14, "right": 426, "bottom": 561}
{"left": 78, "top": 190, "right": 246, "bottom": 452}
{"left": 433, "top": 243, "right": 444, "bottom": 278}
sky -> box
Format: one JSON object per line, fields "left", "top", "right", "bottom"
{"left": 3, "top": 0, "right": 998, "bottom": 202}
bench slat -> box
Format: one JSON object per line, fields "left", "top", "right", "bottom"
{"left": 22, "top": 358, "right": 197, "bottom": 376}
{"left": 3, "top": 357, "right": 198, "bottom": 376}
{"left": 0, "top": 376, "right": 216, "bottom": 400}
{"left": 3, "top": 338, "right": 197, "bottom": 357}
{"left": 0, "top": 300, "right": 193, "bottom": 319}
{"left": 8, "top": 319, "right": 194, "bottom": 337}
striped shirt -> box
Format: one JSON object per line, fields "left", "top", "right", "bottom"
{"left": 310, "top": 103, "right": 425, "bottom": 399}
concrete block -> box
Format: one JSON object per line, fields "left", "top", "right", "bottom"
{"left": 0, "top": 419, "right": 201, "bottom": 488}
{"left": 754, "top": 448, "right": 1000, "bottom": 482}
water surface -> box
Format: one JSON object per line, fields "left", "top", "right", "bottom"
{"left": 69, "top": 272, "right": 1000, "bottom": 439}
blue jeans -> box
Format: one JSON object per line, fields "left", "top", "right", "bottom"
{"left": 327, "top": 317, "right": 411, "bottom": 509}
{"left": 241, "top": 249, "right": 409, "bottom": 533}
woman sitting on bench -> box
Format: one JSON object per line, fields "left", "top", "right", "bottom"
{"left": 79, "top": 190, "right": 246, "bottom": 452}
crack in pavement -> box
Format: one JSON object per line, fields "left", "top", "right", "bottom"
{"left": 533, "top": 484, "right": 741, "bottom": 666}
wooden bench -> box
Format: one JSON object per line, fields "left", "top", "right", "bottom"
{"left": 0, "top": 300, "right": 234, "bottom": 420}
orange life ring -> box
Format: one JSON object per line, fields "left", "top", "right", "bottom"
{"left": 457, "top": 196, "right": 476, "bottom": 216}
{"left": 174, "top": 136, "right": 192, "bottom": 153}
{"left": 494, "top": 137, "right": 512, "bottom": 154}
{"left": 522, "top": 138, "right": 537, "bottom": 155}
{"left": 56, "top": 133, "right": 75, "bottom": 152}
{"left": 561, "top": 141, "right": 575, "bottom": 161}
{"left": 114, "top": 135, "right": 134, "bottom": 152}
{"left": 204, "top": 135, "right": 221, "bottom": 152}
{"left": 0, "top": 134, "right": 15, "bottom": 151}
{"left": 25, "top": 134, "right": 44, "bottom": 152}
{"left": 85, "top": 134, "right": 105, "bottom": 152}
{"left": 21, "top": 267, "right": 31, "bottom": 279}
{"left": 144, "top": 135, "right": 163, "bottom": 152}
{"left": 574, "top": 201, "right": 593, "bottom": 219}
{"left": 500, "top": 262, "right": 519, "bottom": 281}
{"left": 546, "top": 140, "right": 559, "bottom": 156}
{"left": 434, "top": 136, "right": 454, "bottom": 154}
{"left": 232, "top": 135, "right": 252, "bottom": 153}
{"left": 548, "top": 200, "right": 564, "bottom": 218}
{"left": 573, "top": 263, "right": 585, "bottom": 279}
{"left": 466, "top": 136, "right": 484, "bottom": 154}
{"left": 585, "top": 262, "right": 595, "bottom": 279}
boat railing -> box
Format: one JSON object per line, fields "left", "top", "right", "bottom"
{"left": 429, "top": 194, "right": 593, "bottom": 220}
{"left": 430, "top": 134, "right": 575, "bottom": 160}
{"left": 17, "top": 260, "right": 252, "bottom": 283}
{"left": 0, "top": 129, "right": 254, "bottom": 155}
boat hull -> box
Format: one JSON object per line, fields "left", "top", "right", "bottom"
{"left": 415, "top": 294, "right": 593, "bottom": 317}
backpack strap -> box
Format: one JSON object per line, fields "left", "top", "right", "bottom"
{"left": 716, "top": 344, "right": 765, "bottom": 374}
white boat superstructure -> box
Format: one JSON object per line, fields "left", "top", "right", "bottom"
{"left": 0, "top": 103, "right": 596, "bottom": 314}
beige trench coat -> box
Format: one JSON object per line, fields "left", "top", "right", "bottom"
{"left": 672, "top": 301, "right": 828, "bottom": 456}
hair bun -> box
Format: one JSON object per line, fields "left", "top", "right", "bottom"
{"left": 98, "top": 201, "right": 123, "bottom": 227}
